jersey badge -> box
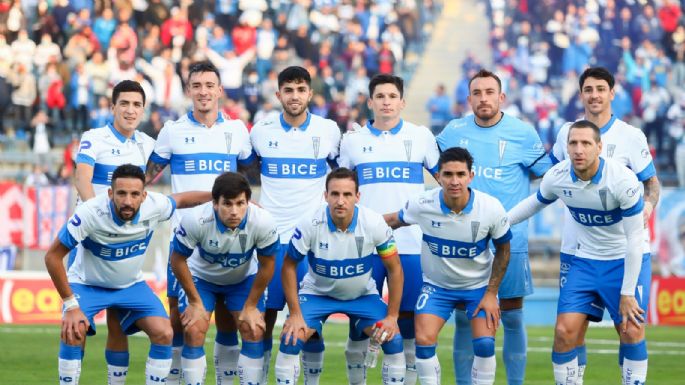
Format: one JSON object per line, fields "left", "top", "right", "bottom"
{"left": 403, "top": 140, "right": 413, "bottom": 161}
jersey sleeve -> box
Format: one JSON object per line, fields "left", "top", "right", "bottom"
{"left": 147, "top": 191, "right": 177, "bottom": 221}
{"left": 536, "top": 172, "right": 559, "bottom": 204}
{"left": 435, "top": 120, "right": 455, "bottom": 152}
{"left": 422, "top": 126, "right": 440, "bottom": 174}
{"left": 249, "top": 126, "right": 262, "bottom": 157}
{"left": 171, "top": 216, "right": 199, "bottom": 257}
{"left": 550, "top": 123, "right": 570, "bottom": 164}
{"left": 286, "top": 216, "right": 313, "bottom": 262}
{"left": 336, "top": 132, "right": 355, "bottom": 169}
{"left": 255, "top": 210, "right": 281, "bottom": 257}
{"left": 489, "top": 199, "right": 512, "bottom": 245}
{"left": 58, "top": 204, "right": 94, "bottom": 249}
{"left": 628, "top": 130, "right": 657, "bottom": 182}
{"left": 523, "top": 126, "right": 552, "bottom": 176}
{"left": 75, "top": 130, "right": 98, "bottom": 166}
{"left": 373, "top": 214, "right": 399, "bottom": 259}
{"left": 149, "top": 122, "right": 173, "bottom": 166}
{"left": 236, "top": 123, "right": 256, "bottom": 165}
{"left": 615, "top": 172, "right": 644, "bottom": 217}
{"left": 327, "top": 122, "right": 342, "bottom": 160}
{"left": 398, "top": 196, "right": 421, "bottom": 225}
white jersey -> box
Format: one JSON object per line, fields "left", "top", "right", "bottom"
{"left": 75, "top": 123, "right": 155, "bottom": 197}
{"left": 59, "top": 192, "right": 176, "bottom": 289}
{"left": 337, "top": 120, "right": 440, "bottom": 255}
{"left": 537, "top": 158, "right": 644, "bottom": 260}
{"left": 250, "top": 113, "right": 341, "bottom": 241}
{"left": 288, "top": 204, "right": 397, "bottom": 300}
{"left": 172, "top": 202, "right": 280, "bottom": 286}
{"left": 399, "top": 188, "right": 512, "bottom": 290}
{"left": 150, "top": 111, "right": 253, "bottom": 229}
{"left": 551, "top": 115, "right": 656, "bottom": 254}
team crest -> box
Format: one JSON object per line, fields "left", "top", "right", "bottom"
{"left": 239, "top": 233, "right": 247, "bottom": 254}
{"left": 498, "top": 140, "right": 507, "bottom": 165}
{"left": 471, "top": 221, "right": 480, "bottom": 243}
{"left": 403, "top": 140, "right": 413, "bottom": 161}
{"left": 598, "top": 188, "right": 608, "bottom": 211}
{"left": 355, "top": 236, "right": 364, "bottom": 258}
{"left": 224, "top": 132, "right": 233, "bottom": 154}
{"left": 606, "top": 144, "right": 616, "bottom": 158}
{"left": 137, "top": 142, "right": 146, "bottom": 163}
{"left": 312, "top": 136, "right": 321, "bottom": 159}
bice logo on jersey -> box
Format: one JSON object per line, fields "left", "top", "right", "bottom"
{"left": 101, "top": 240, "right": 148, "bottom": 258}
{"left": 184, "top": 137, "right": 196, "bottom": 144}
{"left": 186, "top": 158, "right": 233, "bottom": 173}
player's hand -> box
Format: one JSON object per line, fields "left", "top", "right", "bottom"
{"left": 474, "top": 291, "right": 500, "bottom": 330}
{"left": 619, "top": 295, "right": 645, "bottom": 332}
{"left": 372, "top": 316, "right": 400, "bottom": 344}
{"left": 643, "top": 201, "right": 653, "bottom": 226}
{"left": 181, "top": 302, "right": 209, "bottom": 329}
{"left": 61, "top": 308, "right": 89, "bottom": 344}
{"left": 281, "top": 313, "right": 307, "bottom": 346}
{"left": 239, "top": 306, "right": 266, "bottom": 336}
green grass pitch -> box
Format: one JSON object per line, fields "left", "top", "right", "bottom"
{"left": 1, "top": 323, "right": 683, "bottom": 384}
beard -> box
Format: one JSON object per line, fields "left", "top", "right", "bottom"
{"left": 283, "top": 103, "right": 307, "bottom": 118}
{"left": 116, "top": 205, "right": 138, "bottom": 220}
{"left": 474, "top": 105, "right": 500, "bottom": 121}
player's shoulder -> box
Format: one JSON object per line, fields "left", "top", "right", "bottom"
{"left": 501, "top": 113, "right": 537, "bottom": 134}
{"left": 248, "top": 202, "right": 276, "bottom": 225}
{"left": 603, "top": 157, "right": 639, "bottom": 179}
{"left": 180, "top": 201, "right": 214, "bottom": 229}
{"left": 609, "top": 118, "right": 647, "bottom": 140}
{"left": 544, "top": 159, "right": 573, "bottom": 181}
{"left": 309, "top": 113, "right": 341, "bottom": 135}
{"left": 402, "top": 120, "right": 434, "bottom": 137}
{"left": 219, "top": 116, "right": 249, "bottom": 132}
{"left": 135, "top": 130, "right": 156, "bottom": 145}
{"left": 251, "top": 115, "right": 280, "bottom": 134}
{"left": 471, "top": 188, "right": 503, "bottom": 208}
{"left": 79, "top": 193, "right": 110, "bottom": 217}
{"left": 143, "top": 191, "right": 171, "bottom": 208}
{"left": 160, "top": 113, "right": 193, "bottom": 132}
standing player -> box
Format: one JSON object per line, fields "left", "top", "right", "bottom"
{"left": 509, "top": 120, "right": 649, "bottom": 384}
{"left": 45, "top": 164, "right": 211, "bottom": 385}
{"left": 549, "top": 67, "right": 660, "bottom": 383}
{"left": 72, "top": 80, "right": 156, "bottom": 385}
{"left": 384, "top": 147, "right": 512, "bottom": 385}
{"left": 170, "top": 172, "right": 279, "bottom": 385}
{"left": 436, "top": 69, "right": 552, "bottom": 385}
{"left": 275, "top": 168, "right": 406, "bottom": 385}
{"left": 145, "top": 61, "right": 254, "bottom": 385}
{"left": 250, "top": 66, "right": 341, "bottom": 384}
{"left": 338, "top": 74, "right": 440, "bottom": 385}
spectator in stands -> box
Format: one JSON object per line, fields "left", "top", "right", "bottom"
{"left": 69, "top": 62, "right": 93, "bottom": 133}
{"left": 8, "top": 62, "right": 36, "bottom": 133}
{"left": 426, "top": 83, "right": 452, "bottom": 135}
{"left": 93, "top": 7, "right": 116, "bottom": 52}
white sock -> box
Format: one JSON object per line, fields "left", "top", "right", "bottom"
{"left": 107, "top": 365, "right": 128, "bottom": 385}
{"left": 145, "top": 357, "right": 172, "bottom": 385}
{"left": 403, "top": 339, "right": 417, "bottom": 385}
{"left": 577, "top": 365, "right": 585, "bottom": 385}
{"left": 215, "top": 341, "right": 240, "bottom": 384}
{"left": 415, "top": 356, "right": 440, "bottom": 385}
{"left": 275, "top": 352, "right": 300, "bottom": 385}
{"left": 345, "top": 338, "right": 368, "bottom": 385}
{"left": 382, "top": 352, "right": 406, "bottom": 385}
{"left": 59, "top": 358, "right": 81, "bottom": 385}
{"left": 182, "top": 355, "right": 207, "bottom": 385}
{"left": 472, "top": 355, "right": 496, "bottom": 385}
{"left": 552, "top": 357, "right": 578, "bottom": 385}
{"left": 167, "top": 346, "right": 183, "bottom": 385}
{"left": 238, "top": 354, "right": 264, "bottom": 385}
{"left": 263, "top": 349, "right": 272, "bottom": 384}
{"left": 302, "top": 351, "right": 324, "bottom": 385}
{"left": 623, "top": 358, "right": 648, "bottom": 385}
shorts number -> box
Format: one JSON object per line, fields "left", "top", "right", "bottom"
{"left": 415, "top": 293, "right": 429, "bottom": 310}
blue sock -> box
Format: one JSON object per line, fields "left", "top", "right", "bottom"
{"left": 59, "top": 342, "right": 82, "bottom": 360}
{"left": 105, "top": 350, "right": 129, "bottom": 366}
{"left": 398, "top": 318, "right": 415, "bottom": 339}
{"left": 172, "top": 332, "right": 184, "bottom": 348}
{"left": 216, "top": 331, "right": 239, "bottom": 346}
{"left": 501, "top": 309, "right": 526, "bottom": 385}
{"left": 303, "top": 337, "right": 325, "bottom": 353}
{"left": 453, "top": 310, "right": 473, "bottom": 385}
{"left": 576, "top": 344, "right": 587, "bottom": 367}
{"left": 618, "top": 344, "right": 625, "bottom": 366}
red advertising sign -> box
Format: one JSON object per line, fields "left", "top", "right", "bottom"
{"left": 649, "top": 276, "right": 685, "bottom": 325}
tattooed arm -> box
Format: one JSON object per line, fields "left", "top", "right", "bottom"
{"left": 145, "top": 159, "right": 167, "bottom": 185}
{"left": 642, "top": 175, "right": 660, "bottom": 225}
{"left": 473, "top": 241, "right": 511, "bottom": 329}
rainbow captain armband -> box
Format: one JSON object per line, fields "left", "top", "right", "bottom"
{"left": 377, "top": 237, "right": 399, "bottom": 259}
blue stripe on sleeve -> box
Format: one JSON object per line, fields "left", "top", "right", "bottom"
{"left": 257, "top": 239, "right": 281, "bottom": 257}
{"left": 492, "top": 229, "right": 512, "bottom": 245}
{"left": 536, "top": 190, "right": 557, "bottom": 204}
{"left": 286, "top": 242, "right": 306, "bottom": 262}
{"left": 75, "top": 153, "right": 95, "bottom": 166}
{"left": 171, "top": 235, "right": 194, "bottom": 257}
{"left": 427, "top": 163, "right": 439, "bottom": 175}
{"left": 149, "top": 151, "right": 170, "bottom": 166}
{"left": 398, "top": 209, "right": 406, "bottom": 225}
{"left": 549, "top": 152, "right": 560, "bottom": 165}
{"left": 238, "top": 151, "right": 257, "bottom": 166}
{"left": 167, "top": 196, "right": 177, "bottom": 219}
{"left": 58, "top": 225, "right": 78, "bottom": 249}
{"left": 622, "top": 197, "right": 644, "bottom": 217}
{"left": 635, "top": 162, "right": 656, "bottom": 182}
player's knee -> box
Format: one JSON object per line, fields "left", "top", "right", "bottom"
{"left": 184, "top": 323, "right": 208, "bottom": 346}
{"left": 554, "top": 322, "right": 579, "bottom": 349}
{"left": 239, "top": 322, "right": 264, "bottom": 342}
{"left": 381, "top": 334, "right": 404, "bottom": 354}
{"left": 619, "top": 324, "right": 645, "bottom": 344}
{"left": 414, "top": 324, "right": 438, "bottom": 346}
{"left": 472, "top": 336, "right": 495, "bottom": 358}
{"left": 148, "top": 323, "right": 173, "bottom": 345}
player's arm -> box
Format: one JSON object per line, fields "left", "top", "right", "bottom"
{"left": 145, "top": 157, "right": 168, "bottom": 185}
{"left": 383, "top": 212, "right": 410, "bottom": 230}
{"left": 240, "top": 240, "right": 279, "bottom": 335}
{"left": 170, "top": 191, "right": 213, "bottom": 209}
{"left": 642, "top": 175, "right": 660, "bottom": 224}
{"left": 170, "top": 222, "right": 209, "bottom": 328}
{"left": 385, "top": 198, "right": 419, "bottom": 230}
{"left": 508, "top": 175, "right": 558, "bottom": 225}
{"left": 281, "top": 227, "right": 310, "bottom": 345}
{"left": 74, "top": 163, "right": 96, "bottom": 201}
{"left": 619, "top": 196, "right": 647, "bottom": 332}
{"left": 146, "top": 126, "right": 171, "bottom": 184}
{"left": 377, "top": 236, "right": 403, "bottom": 342}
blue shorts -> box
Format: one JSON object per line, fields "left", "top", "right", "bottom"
{"left": 557, "top": 254, "right": 651, "bottom": 324}
{"left": 178, "top": 274, "right": 265, "bottom": 314}
{"left": 559, "top": 252, "right": 574, "bottom": 289}
{"left": 415, "top": 282, "right": 487, "bottom": 321}
{"left": 166, "top": 242, "right": 180, "bottom": 298}
{"left": 299, "top": 294, "right": 388, "bottom": 336}
{"left": 371, "top": 253, "right": 423, "bottom": 312}
{"left": 498, "top": 251, "right": 533, "bottom": 299}
{"left": 70, "top": 281, "right": 168, "bottom": 336}
{"left": 266, "top": 243, "right": 308, "bottom": 310}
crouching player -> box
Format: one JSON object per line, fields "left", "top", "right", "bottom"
{"left": 275, "top": 168, "right": 407, "bottom": 385}
{"left": 170, "top": 172, "right": 279, "bottom": 385}
{"left": 385, "top": 148, "right": 512, "bottom": 385}
{"left": 44, "top": 164, "right": 212, "bottom": 385}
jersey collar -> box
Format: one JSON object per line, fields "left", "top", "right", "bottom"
{"left": 109, "top": 200, "right": 141, "bottom": 226}
{"left": 367, "top": 119, "right": 403, "bottom": 136}
{"left": 280, "top": 112, "right": 311, "bottom": 132}
{"left": 326, "top": 206, "right": 359, "bottom": 233}
{"left": 439, "top": 187, "right": 475, "bottom": 214}
{"left": 598, "top": 115, "right": 616, "bottom": 135}
{"left": 214, "top": 207, "right": 248, "bottom": 233}
{"left": 570, "top": 157, "right": 605, "bottom": 184}
{"left": 108, "top": 122, "right": 134, "bottom": 144}
{"left": 187, "top": 111, "right": 225, "bottom": 126}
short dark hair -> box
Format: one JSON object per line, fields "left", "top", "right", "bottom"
{"left": 278, "top": 66, "right": 311, "bottom": 88}
{"left": 112, "top": 80, "right": 146, "bottom": 106}
{"left": 111, "top": 164, "right": 145, "bottom": 187}
{"left": 438, "top": 147, "right": 474, "bottom": 172}
{"left": 568, "top": 119, "right": 601, "bottom": 143}
{"left": 188, "top": 61, "right": 222, "bottom": 84}
{"left": 468, "top": 69, "right": 502, "bottom": 92}
{"left": 325, "top": 167, "right": 359, "bottom": 192}
{"left": 579, "top": 67, "right": 615, "bottom": 90}
{"left": 212, "top": 172, "right": 252, "bottom": 202}
{"left": 368, "top": 74, "right": 404, "bottom": 98}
